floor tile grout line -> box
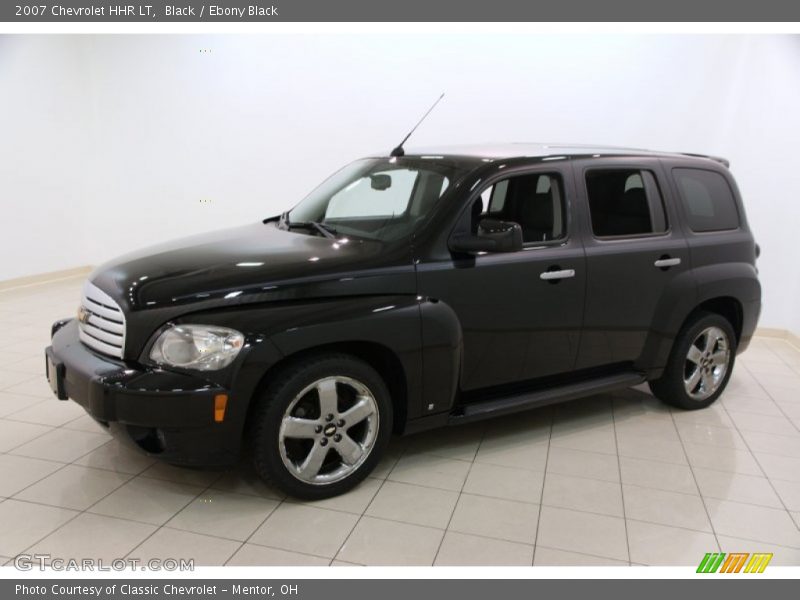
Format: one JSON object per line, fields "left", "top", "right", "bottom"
{"left": 0, "top": 373, "right": 45, "bottom": 392}
{"left": 8, "top": 432, "right": 159, "bottom": 561}
{"left": 1, "top": 389, "right": 145, "bottom": 531}
{"left": 760, "top": 338, "right": 800, "bottom": 376}
{"left": 741, "top": 364, "right": 800, "bottom": 383}
{"left": 16, "top": 435, "right": 800, "bottom": 485}
{"left": 0, "top": 370, "right": 47, "bottom": 384}
{"left": 303, "top": 470, "right": 621, "bottom": 510}
{"left": 260, "top": 480, "right": 793, "bottom": 520}
{"left": 430, "top": 423, "right": 488, "bottom": 566}
{"left": 3, "top": 416, "right": 799, "bottom": 518}
{"left": 3, "top": 402, "right": 94, "bottom": 428}
{"left": 158, "top": 521, "right": 297, "bottom": 551}
{"left": 611, "top": 399, "right": 633, "bottom": 565}
{"left": 10, "top": 408, "right": 791, "bottom": 470}
{"left": 123, "top": 471, "right": 230, "bottom": 563}
{"left": 669, "top": 409, "right": 722, "bottom": 552}
{"left": 226, "top": 535, "right": 336, "bottom": 564}
{"left": 334, "top": 507, "right": 538, "bottom": 549}
{"left": 530, "top": 407, "right": 554, "bottom": 566}
{"left": 503, "top": 542, "right": 626, "bottom": 566}
{"left": 739, "top": 362, "right": 800, "bottom": 436}
{"left": 722, "top": 415, "right": 800, "bottom": 442}
{"left": 0, "top": 273, "right": 88, "bottom": 295}
{"left": 14, "top": 488, "right": 219, "bottom": 532}
{"left": 0, "top": 353, "right": 35, "bottom": 367}
{"left": 4, "top": 354, "right": 162, "bottom": 541}
{"left": 265, "top": 449, "right": 794, "bottom": 509}
{"left": 10, "top": 489, "right": 281, "bottom": 552}
{"left": 0, "top": 403, "right": 108, "bottom": 457}
{"left": 325, "top": 447, "right": 409, "bottom": 566}
{"left": 227, "top": 446, "right": 411, "bottom": 566}
{"left": 723, "top": 402, "right": 799, "bottom": 421}
{"left": 13, "top": 490, "right": 795, "bottom": 555}
{"left": 7, "top": 470, "right": 800, "bottom": 555}
{"left": 6, "top": 462, "right": 138, "bottom": 507}
{"left": 678, "top": 410, "right": 800, "bottom": 442}
{"left": 323, "top": 481, "right": 382, "bottom": 565}
{"left": 736, "top": 355, "right": 800, "bottom": 520}
{"left": 716, "top": 398, "right": 800, "bottom": 532}
{"left": 0, "top": 400, "right": 795, "bottom": 468}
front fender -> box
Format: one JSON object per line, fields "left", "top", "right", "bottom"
{"left": 186, "top": 295, "right": 425, "bottom": 423}
{"left": 418, "top": 299, "right": 462, "bottom": 416}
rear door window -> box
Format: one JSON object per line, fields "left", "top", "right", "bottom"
{"left": 585, "top": 169, "right": 668, "bottom": 237}
{"left": 673, "top": 168, "right": 740, "bottom": 232}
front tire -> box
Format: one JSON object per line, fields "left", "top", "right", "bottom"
{"left": 248, "top": 354, "right": 392, "bottom": 499}
{"left": 649, "top": 311, "right": 737, "bottom": 410}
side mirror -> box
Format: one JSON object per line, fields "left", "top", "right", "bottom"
{"left": 370, "top": 174, "right": 392, "bottom": 191}
{"left": 450, "top": 219, "right": 523, "bottom": 254}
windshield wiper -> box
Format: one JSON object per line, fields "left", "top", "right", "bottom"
{"left": 282, "top": 213, "right": 338, "bottom": 240}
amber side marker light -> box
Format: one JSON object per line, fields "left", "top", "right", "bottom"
{"left": 214, "top": 394, "right": 228, "bottom": 423}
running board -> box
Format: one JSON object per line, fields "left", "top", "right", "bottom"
{"left": 448, "top": 371, "right": 646, "bottom": 425}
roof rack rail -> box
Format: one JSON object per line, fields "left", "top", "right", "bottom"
{"left": 681, "top": 153, "right": 730, "bottom": 168}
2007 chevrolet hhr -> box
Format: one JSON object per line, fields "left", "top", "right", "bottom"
{"left": 46, "top": 144, "right": 761, "bottom": 498}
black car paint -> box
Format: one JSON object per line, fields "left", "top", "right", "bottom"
{"left": 46, "top": 149, "right": 761, "bottom": 466}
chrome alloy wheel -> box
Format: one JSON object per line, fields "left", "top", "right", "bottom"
{"left": 278, "top": 376, "right": 379, "bottom": 485}
{"left": 683, "top": 326, "right": 731, "bottom": 401}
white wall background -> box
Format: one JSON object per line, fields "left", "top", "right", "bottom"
{"left": 1, "top": 34, "right": 799, "bottom": 333}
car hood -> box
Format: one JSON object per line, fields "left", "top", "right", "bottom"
{"left": 90, "top": 221, "right": 415, "bottom": 311}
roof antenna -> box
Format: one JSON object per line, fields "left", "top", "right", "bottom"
{"left": 390, "top": 93, "right": 445, "bottom": 158}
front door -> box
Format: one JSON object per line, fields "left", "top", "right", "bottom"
{"left": 417, "top": 165, "right": 586, "bottom": 391}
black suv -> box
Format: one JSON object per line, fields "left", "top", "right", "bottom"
{"left": 45, "top": 144, "right": 761, "bottom": 499}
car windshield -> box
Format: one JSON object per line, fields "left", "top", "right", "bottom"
{"left": 285, "top": 158, "right": 462, "bottom": 241}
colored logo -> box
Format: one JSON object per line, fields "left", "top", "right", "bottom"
{"left": 697, "top": 552, "right": 773, "bottom": 573}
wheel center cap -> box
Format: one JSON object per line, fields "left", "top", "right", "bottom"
{"left": 323, "top": 424, "right": 337, "bottom": 437}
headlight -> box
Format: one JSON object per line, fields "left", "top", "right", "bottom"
{"left": 149, "top": 325, "right": 244, "bottom": 371}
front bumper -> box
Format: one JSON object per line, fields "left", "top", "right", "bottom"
{"left": 46, "top": 319, "right": 241, "bottom": 466}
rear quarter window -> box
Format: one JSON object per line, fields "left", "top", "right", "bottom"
{"left": 673, "top": 168, "right": 740, "bottom": 232}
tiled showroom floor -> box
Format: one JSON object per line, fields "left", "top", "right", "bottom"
{"left": 1, "top": 276, "right": 800, "bottom": 567}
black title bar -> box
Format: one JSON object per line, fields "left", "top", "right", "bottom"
{"left": 3, "top": 0, "right": 800, "bottom": 22}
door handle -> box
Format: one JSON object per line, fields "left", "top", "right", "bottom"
{"left": 654, "top": 257, "right": 681, "bottom": 269}
{"left": 540, "top": 269, "right": 576, "bottom": 281}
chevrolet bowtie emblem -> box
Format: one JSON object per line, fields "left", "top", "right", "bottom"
{"left": 77, "top": 306, "right": 91, "bottom": 324}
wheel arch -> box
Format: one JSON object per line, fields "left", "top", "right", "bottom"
{"left": 691, "top": 296, "right": 744, "bottom": 343}
{"left": 649, "top": 300, "right": 740, "bottom": 410}
{"left": 244, "top": 341, "right": 409, "bottom": 436}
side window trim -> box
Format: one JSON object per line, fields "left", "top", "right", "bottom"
{"left": 642, "top": 170, "right": 668, "bottom": 233}
{"left": 488, "top": 178, "right": 509, "bottom": 214}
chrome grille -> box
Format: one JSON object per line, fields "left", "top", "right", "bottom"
{"left": 78, "top": 281, "right": 126, "bottom": 359}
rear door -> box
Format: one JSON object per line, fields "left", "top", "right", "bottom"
{"left": 574, "top": 157, "right": 694, "bottom": 371}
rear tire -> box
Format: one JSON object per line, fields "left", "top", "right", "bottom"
{"left": 248, "top": 353, "right": 392, "bottom": 500}
{"left": 649, "top": 311, "right": 737, "bottom": 410}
